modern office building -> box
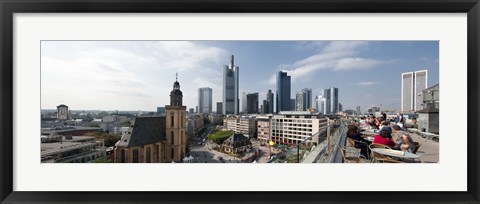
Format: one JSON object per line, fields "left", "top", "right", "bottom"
{"left": 276, "top": 71, "right": 291, "bottom": 113}
{"left": 246, "top": 92, "right": 259, "bottom": 114}
{"left": 316, "top": 95, "right": 326, "bottom": 114}
{"left": 198, "top": 87, "right": 212, "bottom": 114}
{"left": 266, "top": 89, "right": 274, "bottom": 114}
{"left": 271, "top": 111, "right": 329, "bottom": 146}
{"left": 295, "top": 88, "right": 312, "bottom": 111}
{"left": 296, "top": 91, "right": 305, "bottom": 111}
{"left": 224, "top": 116, "right": 257, "bottom": 138}
{"left": 216, "top": 102, "right": 223, "bottom": 114}
{"left": 339, "top": 103, "right": 343, "bottom": 112}
{"left": 222, "top": 55, "right": 240, "bottom": 115}
{"left": 157, "top": 107, "right": 166, "bottom": 116}
{"left": 323, "top": 87, "right": 339, "bottom": 114}
{"left": 356, "top": 106, "right": 361, "bottom": 115}
{"left": 290, "top": 99, "right": 296, "bottom": 111}
{"left": 189, "top": 108, "right": 194, "bottom": 114}
{"left": 401, "top": 70, "right": 428, "bottom": 112}
{"left": 242, "top": 92, "right": 248, "bottom": 113}
{"left": 257, "top": 114, "right": 273, "bottom": 144}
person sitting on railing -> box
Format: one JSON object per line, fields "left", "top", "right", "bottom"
{"left": 392, "top": 125, "right": 416, "bottom": 152}
{"left": 373, "top": 126, "right": 396, "bottom": 148}
{"left": 347, "top": 125, "right": 371, "bottom": 158}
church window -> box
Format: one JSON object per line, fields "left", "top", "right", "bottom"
{"left": 146, "top": 147, "right": 151, "bottom": 163}
{"left": 171, "top": 148, "right": 174, "bottom": 159}
{"left": 171, "top": 131, "right": 174, "bottom": 145}
{"left": 120, "top": 149, "right": 126, "bottom": 163}
{"left": 133, "top": 149, "right": 139, "bottom": 163}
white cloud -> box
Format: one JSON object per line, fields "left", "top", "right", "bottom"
{"left": 357, "top": 81, "right": 378, "bottom": 87}
{"left": 272, "top": 41, "right": 389, "bottom": 83}
{"left": 41, "top": 41, "right": 227, "bottom": 110}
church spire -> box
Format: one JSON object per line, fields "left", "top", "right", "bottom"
{"left": 170, "top": 73, "right": 183, "bottom": 106}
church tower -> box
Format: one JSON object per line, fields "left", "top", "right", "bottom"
{"left": 165, "top": 73, "right": 187, "bottom": 162}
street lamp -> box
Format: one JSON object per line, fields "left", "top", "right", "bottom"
{"left": 297, "top": 136, "right": 312, "bottom": 163}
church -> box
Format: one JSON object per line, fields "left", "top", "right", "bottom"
{"left": 113, "top": 76, "right": 188, "bottom": 163}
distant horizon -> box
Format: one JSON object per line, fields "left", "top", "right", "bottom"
{"left": 41, "top": 41, "right": 439, "bottom": 112}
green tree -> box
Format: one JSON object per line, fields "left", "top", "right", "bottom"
{"left": 208, "top": 130, "right": 233, "bottom": 144}
{"left": 122, "top": 120, "right": 132, "bottom": 126}
{"left": 85, "top": 132, "right": 121, "bottom": 147}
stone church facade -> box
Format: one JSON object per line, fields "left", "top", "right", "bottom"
{"left": 114, "top": 76, "right": 188, "bottom": 163}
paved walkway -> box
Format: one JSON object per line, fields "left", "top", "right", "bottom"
{"left": 409, "top": 132, "right": 439, "bottom": 163}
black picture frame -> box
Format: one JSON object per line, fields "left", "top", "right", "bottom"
{"left": 1, "top": 0, "right": 479, "bottom": 203}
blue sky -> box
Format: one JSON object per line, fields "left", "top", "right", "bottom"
{"left": 41, "top": 41, "right": 438, "bottom": 112}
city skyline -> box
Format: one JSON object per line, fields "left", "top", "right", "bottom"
{"left": 41, "top": 41, "right": 439, "bottom": 112}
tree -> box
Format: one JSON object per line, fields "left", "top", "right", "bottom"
{"left": 84, "top": 132, "right": 121, "bottom": 147}
{"left": 121, "top": 120, "right": 132, "bottom": 126}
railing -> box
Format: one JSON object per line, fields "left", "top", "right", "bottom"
{"left": 302, "top": 119, "right": 349, "bottom": 163}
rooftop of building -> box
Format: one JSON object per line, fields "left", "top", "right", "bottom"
{"left": 278, "top": 111, "right": 318, "bottom": 115}
{"left": 115, "top": 117, "right": 166, "bottom": 148}
{"left": 41, "top": 136, "right": 98, "bottom": 156}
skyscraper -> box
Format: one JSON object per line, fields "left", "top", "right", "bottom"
{"left": 222, "top": 55, "right": 239, "bottom": 115}
{"left": 401, "top": 70, "right": 428, "bottom": 112}
{"left": 295, "top": 88, "right": 312, "bottom": 111}
{"left": 266, "top": 89, "right": 274, "bottom": 114}
{"left": 356, "top": 106, "right": 361, "bottom": 115}
{"left": 198, "top": 87, "right": 212, "bottom": 114}
{"left": 216, "top": 102, "right": 223, "bottom": 114}
{"left": 262, "top": 100, "right": 268, "bottom": 114}
{"left": 323, "top": 87, "right": 339, "bottom": 114}
{"left": 276, "top": 71, "right": 291, "bottom": 113}
{"left": 246, "top": 92, "right": 259, "bottom": 114}
{"left": 319, "top": 96, "right": 326, "bottom": 114}
{"left": 339, "top": 103, "right": 343, "bottom": 112}
{"left": 295, "top": 91, "right": 305, "bottom": 111}
{"left": 323, "top": 89, "right": 331, "bottom": 114}
{"left": 242, "top": 92, "right": 248, "bottom": 113}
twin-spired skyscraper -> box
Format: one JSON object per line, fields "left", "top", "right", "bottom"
{"left": 222, "top": 55, "right": 239, "bottom": 115}
{"left": 401, "top": 70, "right": 428, "bottom": 112}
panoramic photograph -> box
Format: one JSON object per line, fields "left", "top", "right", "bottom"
{"left": 40, "top": 41, "right": 439, "bottom": 163}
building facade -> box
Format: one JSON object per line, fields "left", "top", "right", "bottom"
{"left": 323, "top": 87, "right": 339, "bottom": 114}
{"left": 276, "top": 71, "right": 291, "bottom": 113}
{"left": 165, "top": 77, "right": 188, "bottom": 162}
{"left": 186, "top": 114, "right": 204, "bottom": 138}
{"left": 157, "top": 107, "right": 166, "bottom": 116}
{"left": 41, "top": 136, "right": 106, "bottom": 163}
{"left": 242, "top": 92, "right": 248, "bottom": 113}
{"left": 198, "top": 87, "right": 213, "bottom": 114}
{"left": 266, "top": 89, "right": 274, "bottom": 114}
{"left": 246, "top": 92, "right": 259, "bottom": 114}
{"left": 222, "top": 55, "right": 240, "bottom": 115}
{"left": 257, "top": 115, "right": 273, "bottom": 144}
{"left": 295, "top": 88, "right": 312, "bottom": 111}
{"left": 113, "top": 117, "right": 166, "bottom": 163}
{"left": 401, "top": 70, "right": 428, "bottom": 112}
{"left": 271, "top": 111, "right": 329, "bottom": 146}
{"left": 216, "top": 102, "right": 223, "bottom": 114}
{"left": 114, "top": 77, "right": 188, "bottom": 163}
{"left": 224, "top": 116, "right": 257, "bottom": 138}
{"left": 57, "top": 104, "right": 69, "bottom": 120}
